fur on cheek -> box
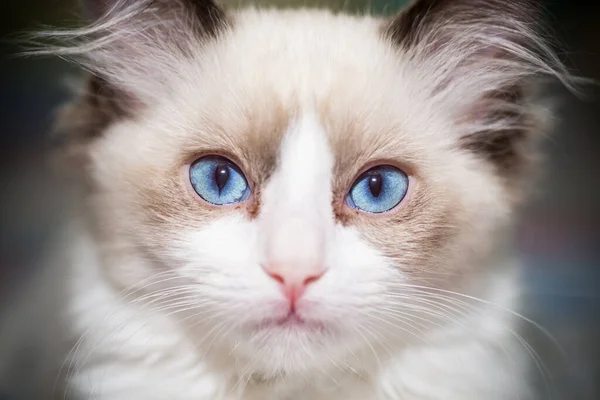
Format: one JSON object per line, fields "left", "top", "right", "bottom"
{"left": 346, "top": 186, "right": 460, "bottom": 280}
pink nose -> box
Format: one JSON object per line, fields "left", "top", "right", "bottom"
{"left": 262, "top": 263, "right": 324, "bottom": 305}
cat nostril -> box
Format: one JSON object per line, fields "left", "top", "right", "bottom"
{"left": 303, "top": 272, "right": 323, "bottom": 286}
{"left": 266, "top": 271, "right": 285, "bottom": 285}
{"left": 262, "top": 264, "right": 325, "bottom": 304}
{"left": 262, "top": 264, "right": 324, "bottom": 287}
{"left": 262, "top": 264, "right": 286, "bottom": 284}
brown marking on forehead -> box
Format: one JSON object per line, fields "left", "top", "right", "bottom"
{"left": 318, "top": 94, "right": 425, "bottom": 222}
{"left": 239, "top": 99, "right": 294, "bottom": 187}
{"left": 126, "top": 95, "right": 293, "bottom": 241}
{"left": 178, "top": 95, "right": 293, "bottom": 188}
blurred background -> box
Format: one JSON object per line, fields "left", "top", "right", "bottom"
{"left": 0, "top": 0, "right": 598, "bottom": 399}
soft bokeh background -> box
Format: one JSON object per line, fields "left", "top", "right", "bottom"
{"left": 0, "top": 0, "right": 598, "bottom": 399}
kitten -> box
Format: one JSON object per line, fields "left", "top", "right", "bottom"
{"left": 0, "top": 0, "right": 574, "bottom": 399}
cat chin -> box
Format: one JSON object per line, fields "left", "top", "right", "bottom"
{"left": 224, "top": 339, "right": 356, "bottom": 382}
{"left": 218, "top": 319, "right": 357, "bottom": 375}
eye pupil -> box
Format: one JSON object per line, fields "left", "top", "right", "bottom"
{"left": 190, "top": 156, "right": 250, "bottom": 205}
{"left": 214, "top": 164, "right": 230, "bottom": 191}
{"left": 368, "top": 174, "right": 383, "bottom": 197}
{"left": 346, "top": 165, "right": 408, "bottom": 213}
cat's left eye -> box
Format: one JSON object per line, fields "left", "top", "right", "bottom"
{"left": 346, "top": 165, "right": 408, "bottom": 213}
{"left": 189, "top": 156, "right": 251, "bottom": 205}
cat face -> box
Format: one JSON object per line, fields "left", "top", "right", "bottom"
{"left": 51, "top": 0, "right": 565, "bottom": 379}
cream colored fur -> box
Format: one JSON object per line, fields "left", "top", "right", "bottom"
{"left": 0, "top": 2, "right": 573, "bottom": 399}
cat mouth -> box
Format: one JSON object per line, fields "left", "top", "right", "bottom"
{"left": 252, "top": 312, "right": 328, "bottom": 332}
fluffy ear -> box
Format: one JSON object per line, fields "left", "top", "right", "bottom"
{"left": 42, "top": 0, "right": 227, "bottom": 173}
{"left": 80, "top": 0, "right": 226, "bottom": 36}
{"left": 81, "top": 0, "right": 116, "bottom": 19}
{"left": 66, "top": 0, "right": 227, "bottom": 104}
{"left": 384, "top": 0, "right": 571, "bottom": 181}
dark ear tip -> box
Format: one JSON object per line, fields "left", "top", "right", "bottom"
{"left": 81, "top": 0, "right": 114, "bottom": 20}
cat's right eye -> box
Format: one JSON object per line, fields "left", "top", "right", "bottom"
{"left": 346, "top": 165, "right": 408, "bottom": 213}
{"left": 189, "top": 156, "right": 251, "bottom": 205}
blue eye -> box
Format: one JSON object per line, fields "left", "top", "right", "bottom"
{"left": 189, "top": 156, "right": 250, "bottom": 205}
{"left": 346, "top": 165, "right": 408, "bottom": 213}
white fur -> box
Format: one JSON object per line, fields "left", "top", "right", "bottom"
{"left": 3, "top": 3, "right": 572, "bottom": 400}
{"left": 60, "top": 221, "right": 531, "bottom": 400}
{"left": 260, "top": 113, "right": 334, "bottom": 282}
{"left": 60, "top": 115, "right": 533, "bottom": 399}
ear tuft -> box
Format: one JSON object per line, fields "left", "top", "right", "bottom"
{"left": 384, "top": 0, "right": 572, "bottom": 180}
{"left": 37, "top": 0, "right": 228, "bottom": 106}
{"left": 48, "top": 75, "right": 130, "bottom": 173}
{"left": 34, "top": 0, "right": 228, "bottom": 175}
{"left": 81, "top": 0, "right": 115, "bottom": 19}
{"left": 81, "top": 0, "right": 226, "bottom": 30}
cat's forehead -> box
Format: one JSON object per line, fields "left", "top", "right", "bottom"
{"left": 225, "top": 10, "right": 386, "bottom": 82}
{"left": 147, "top": 10, "right": 453, "bottom": 186}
